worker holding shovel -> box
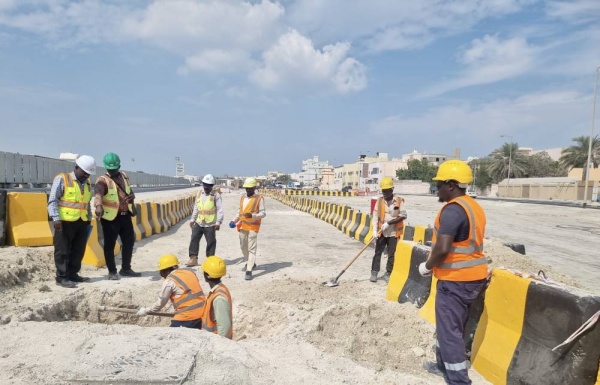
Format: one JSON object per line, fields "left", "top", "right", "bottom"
{"left": 137, "top": 254, "right": 206, "bottom": 329}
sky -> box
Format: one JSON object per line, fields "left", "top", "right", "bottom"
{"left": 1, "top": 0, "right": 599, "bottom": 177}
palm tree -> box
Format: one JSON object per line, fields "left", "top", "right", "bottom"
{"left": 559, "top": 135, "right": 600, "bottom": 180}
{"left": 487, "top": 142, "right": 528, "bottom": 182}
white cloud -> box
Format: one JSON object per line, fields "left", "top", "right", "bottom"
{"left": 179, "top": 49, "right": 252, "bottom": 74}
{"left": 371, "top": 91, "right": 589, "bottom": 148}
{"left": 546, "top": 0, "right": 600, "bottom": 23}
{"left": 250, "top": 29, "right": 366, "bottom": 93}
{"left": 419, "top": 35, "right": 536, "bottom": 97}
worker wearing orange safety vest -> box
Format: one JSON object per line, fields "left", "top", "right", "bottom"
{"left": 201, "top": 256, "right": 233, "bottom": 339}
{"left": 47, "top": 155, "right": 96, "bottom": 288}
{"left": 419, "top": 160, "right": 488, "bottom": 384}
{"left": 137, "top": 254, "right": 206, "bottom": 329}
{"left": 231, "top": 177, "right": 266, "bottom": 281}
{"left": 370, "top": 176, "right": 406, "bottom": 283}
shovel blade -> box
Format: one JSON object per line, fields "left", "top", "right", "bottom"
{"left": 323, "top": 278, "right": 339, "bottom": 287}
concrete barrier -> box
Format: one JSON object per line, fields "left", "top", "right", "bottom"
{"left": 137, "top": 203, "right": 153, "bottom": 238}
{"left": 6, "top": 192, "right": 52, "bottom": 246}
{"left": 82, "top": 219, "right": 106, "bottom": 267}
{"left": 413, "top": 225, "right": 432, "bottom": 245}
{"left": 0, "top": 189, "right": 6, "bottom": 246}
{"left": 386, "top": 241, "right": 431, "bottom": 307}
{"left": 147, "top": 202, "right": 162, "bottom": 234}
{"left": 402, "top": 225, "right": 415, "bottom": 242}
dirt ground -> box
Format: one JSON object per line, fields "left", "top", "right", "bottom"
{"left": 0, "top": 189, "right": 595, "bottom": 384}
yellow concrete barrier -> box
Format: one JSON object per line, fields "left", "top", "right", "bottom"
{"left": 138, "top": 203, "right": 153, "bottom": 238}
{"left": 6, "top": 192, "right": 52, "bottom": 246}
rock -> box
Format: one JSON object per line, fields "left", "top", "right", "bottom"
{"left": 412, "top": 347, "right": 426, "bottom": 357}
{"left": 38, "top": 284, "right": 51, "bottom": 292}
{"left": 503, "top": 242, "right": 526, "bottom": 255}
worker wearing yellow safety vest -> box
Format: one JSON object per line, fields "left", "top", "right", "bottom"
{"left": 231, "top": 177, "right": 266, "bottom": 281}
{"left": 137, "top": 254, "right": 206, "bottom": 329}
{"left": 94, "top": 152, "right": 141, "bottom": 280}
{"left": 185, "top": 174, "right": 224, "bottom": 267}
{"left": 419, "top": 160, "right": 489, "bottom": 384}
{"left": 370, "top": 176, "right": 407, "bottom": 283}
{"left": 47, "top": 155, "right": 96, "bottom": 288}
{"left": 201, "top": 256, "right": 233, "bottom": 339}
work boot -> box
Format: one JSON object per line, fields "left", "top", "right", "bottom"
{"left": 56, "top": 278, "right": 77, "bottom": 288}
{"left": 108, "top": 272, "right": 120, "bottom": 280}
{"left": 186, "top": 256, "right": 199, "bottom": 267}
{"left": 242, "top": 263, "right": 257, "bottom": 272}
{"left": 119, "top": 269, "right": 142, "bottom": 277}
{"left": 245, "top": 271, "right": 253, "bottom": 281}
{"left": 382, "top": 272, "right": 391, "bottom": 282}
{"left": 370, "top": 271, "right": 378, "bottom": 283}
{"left": 423, "top": 361, "right": 449, "bottom": 383}
{"left": 69, "top": 274, "right": 90, "bottom": 283}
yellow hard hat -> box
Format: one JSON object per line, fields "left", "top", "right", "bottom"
{"left": 380, "top": 177, "right": 394, "bottom": 190}
{"left": 243, "top": 177, "right": 257, "bottom": 188}
{"left": 433, "top": 160, "right": 473, "bottom": 184}
{"left": 157, "top": 254, "right": 179, "bottom": 271}
{"left": 202, "top": 255, "right": 227, "bottom": 279}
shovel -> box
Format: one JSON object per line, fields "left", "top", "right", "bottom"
{"left": 98, "top": 305, "right": 175, "bottom": 318}
{"left": 323, "top": 230, "right": 381, "bottom": 287}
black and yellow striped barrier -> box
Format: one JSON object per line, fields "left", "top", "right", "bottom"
{"left": 386, "top": 241, "right": 432, "bottom": 308}
{"left": 283, "top": 189, "right": 355, "bottom": 197}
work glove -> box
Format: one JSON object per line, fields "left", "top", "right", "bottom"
{"left": 381, "top": 222, "right": 390, "bottom": 231}
{"left": 136, "top": 307, "right": 149, "bottom": 316}
{"left": 418, "top": 262, "right": 432, "bottom": 277}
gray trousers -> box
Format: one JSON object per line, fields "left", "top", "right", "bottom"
{"left": 435, "top": 279, "right": 487, "bottom": 385}
{"left": 188, "top": 224, "right": 217, "bottom": 257}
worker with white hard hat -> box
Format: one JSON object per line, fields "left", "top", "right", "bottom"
{"left": 231, "top": 177, "right": 266, "bottom": 281}
{"left": 369, "top": 176, "right": 407, "bottom": 283}
{"left": 185, "top": 174, "right": 224, "bottom": 267}
{"left": 419, "top": 160, "right": 489, "bottom": 383}
{"left": 47, "top": 154, "right": 96, "bottom": 288}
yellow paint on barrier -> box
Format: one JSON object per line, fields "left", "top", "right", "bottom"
{"left": 149, "top": 203, "right": 162, "bottom": 234}
{"left": 413, "top": 225, "right": 427, "bottom": 244}
{"left": 354, "top": 214, "right": 368, "bottom": 241}
{"left": 385, "top": 241, "right": 414, "bottom": 302}
{"left": 82, "top": 219, "right": 105, "bottom": 267}
{"left": 138, "top": 204, "right": 153, "bottom": 238}
{"left": 6, "top": 192, "right": 53, "bottom": 246}
{"left": 418, "top": 275, "right": 438, "bottom": 324}
{"left": 471, "top": 269, "right": 531, "bottom": 385}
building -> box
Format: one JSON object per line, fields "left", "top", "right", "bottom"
{"left": 291, "top": 156, "right": 332, "bottom": 186}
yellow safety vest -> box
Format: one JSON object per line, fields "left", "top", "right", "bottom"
{"left": 195, "top": 192, "right": 217, "bottom": 224}
{"left": 57, "top": 172, "right": 91, "bottom": 221}
{"left": 97, "top": 172, "right": 132, "bottom": 220}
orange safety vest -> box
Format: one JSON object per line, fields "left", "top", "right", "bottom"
{"left": 238, "top": 194, "right": 263, "bottom": 233}
{"left": 202, "top": 283, "right": 233, "bottom": 339}
{"left": 57, "top": 172, "right": 92, "bottom": 221}
{"left": 432, "top": 195, "right": 488, "bottom": 281}
{"left": 167, "top": 269, "right": 206, "bottom": 321}
{"left": 377, "top": 196, "right": 404, "bottom": 238}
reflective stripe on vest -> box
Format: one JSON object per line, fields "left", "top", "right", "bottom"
{"left": 57, "top": 172, "right": 91, "bottom": 221}
{"left": 202, "top": 284, "right": 233, "bottom": 339}
{"left": 432, "top": 195, "right": 488, "bottom": 281}
{"left": 239, "top": 194, "right": 262, "bottom": 233}
{"left": 98, "top": 173, "right": 132, "bottom": 220}
{"left": 377, "top": 196, "right": 404, "bottom": 238}
{"left": 195, "top": 192, "right": 216, "bottom": 224}
{"left": 167, "top": 269, "right": 205, "bottom": 321}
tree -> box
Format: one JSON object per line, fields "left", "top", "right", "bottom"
{"left": 396, "top": 159, "right": 438, "bottom": 184}
{"left": 559, "top": 135, "right": 600, "bottom": 180}
{"left": 524, "top": 152, "right": 567, "bottom": 178}
{"left": 469, "top": 158, "right": 493, "bottom": 191}
{"left": 487, "top": 142, "right": 528, "bottom": 182}
{"left": 276, "top": 174, "right": 292, "bottom": 184}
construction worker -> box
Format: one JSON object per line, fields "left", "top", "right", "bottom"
{"left": 47, "top": 155, "right": 96, "bottom": 288}
{"left": 419, "top": 160, "right": 488, "bottom": 384}
{"left": 94, "top": 152, "right": 141, "bottom": 280}
{"left": 370, "top": 176, "right": 406, "bottom": 283}
{"left": 201, "top": 256, "right": 232, "bottom": 338}
{"left": 185, "top": 174, "right": 224, "bottom": 267}
{"left": 137, "top": 254, "right": 206, "bottom": 329}
{"left": 231, "top": 177, "right": 266, "bottom": 281}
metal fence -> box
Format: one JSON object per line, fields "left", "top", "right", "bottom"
{"left": 0, "top": 151, "right": 190, "bottom": 187}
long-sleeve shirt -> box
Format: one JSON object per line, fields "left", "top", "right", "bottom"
{"left": 190, "top": 191, "right": 224, "bottom": 226}
{"left": 209, "top": 283, "right": 232, "bottom": 338}
{"left": 94, "top": 172, "right": 135, "bottom": 212}
{"left": 148, "top": 279, "right": 181, "bottom": 313}
{"left": 47, "top": 171, "right": 92, "bottom": 221}
{"left": 371, "top": 195, "right": 406, "bottom": 238}
{"left": 232, "top": 193, "right": 266, "bottom": 221}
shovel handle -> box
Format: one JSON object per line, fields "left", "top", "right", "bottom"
{"left": 98, "top": 305, "right": 175, "bottom": 318}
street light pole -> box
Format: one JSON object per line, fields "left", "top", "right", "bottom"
{"left": 583, "top": 66, "right": 600, "bottom": 203}
{"left": 500, "top": 135, "right": 513, "bottom": 197}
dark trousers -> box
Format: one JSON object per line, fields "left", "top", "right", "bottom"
{"left": 170, "top": 318, "right": 202, "bottom": 329}
{"left": 101, "top": 213, "right": 135, "bottom": 273}
{"left": 53, "top": 219, "right": 89, "bottom": 280}
{"left": 435, "top": 279, "right": 487, "bottom": 385}
{"left": 371, "top": 236, "right": 398, "bottom": 273}
{"left": 188, "top": 224, "right": 217, "bottom": 257}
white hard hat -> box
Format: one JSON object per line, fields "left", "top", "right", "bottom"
{"left": 76, "top": 155, "right": 96, "bottom": 175}
{"left": 202, "top": 174, "right": 215, "bottom": 185}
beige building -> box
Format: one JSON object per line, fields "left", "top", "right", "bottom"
{"left": 567, "top": 167, "right": 600, "bottom": 181}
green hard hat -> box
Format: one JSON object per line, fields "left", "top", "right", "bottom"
{"left": 103, "top": 152, "right": 121, "bottom": 170}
